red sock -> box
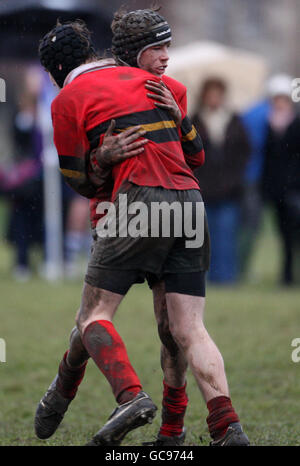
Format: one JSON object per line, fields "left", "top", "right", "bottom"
{"left": 159, "top": 381, "right": 188, "bottom": 437}
{"left": 82, "top": 320, "right": 142, "bottom": 404}
{"left": 206, "top": 396, "right": 240, "bottom": 440}
{"left": 56, "top": 351, "right": 87, "bottom": 399}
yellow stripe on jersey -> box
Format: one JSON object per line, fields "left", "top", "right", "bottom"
{"left": 60, "top": 168, "right": 84, "bottom": 179}
{"left": 118, "top": 120, "right": 177, "bottom": 133}
{"left": 181, "top": 125, "right": 197, "bottom": 142}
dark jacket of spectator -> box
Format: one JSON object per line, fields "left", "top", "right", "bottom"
{"left": 192, "top": 113, "right": 250, "bottom": 203}
{"left": 263, "top": 115, "right": 300, "bottom": 204}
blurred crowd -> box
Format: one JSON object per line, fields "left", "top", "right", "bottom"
{"left": 0, "top": 66, "right": 299, "bottom": 286}
{"left": 0, "top": 67, "right": 91, "bottom": 281}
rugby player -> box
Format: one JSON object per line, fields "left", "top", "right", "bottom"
{"left": 35, "top": 18, "right": 202, "bottom": 446}
{"left": 35, "top": 13, "right": 249, "bottom": 447}
{"left": 34, "top": 17, "right": 203, "bottom": 447}
{"left": 98, "top": 8, "right": 249, "bottom": 447}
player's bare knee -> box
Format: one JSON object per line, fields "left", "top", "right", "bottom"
{"left": 169, "top": 323, "right": 192, "bottom": 352}
{"left": 69, "top": 326, "right": 79, "bottom": 343}
{"left": 70, "top": 326, "right": 84, "bottom": 347}
{"left": 157, "top": 320, "right": 179, "bottom": 356}
{"left": 76, "top": 284, "right": 102, "bottom": 334}
{"left": 76, "top": 308, "right": 87, "bottom": 336}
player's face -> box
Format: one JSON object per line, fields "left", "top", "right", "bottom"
{"left": 139, "top": 43, "right": 170, "bottom": 77}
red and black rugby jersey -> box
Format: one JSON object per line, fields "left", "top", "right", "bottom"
{"left": 51, "top": 66, "right": 204, "bottom": 227}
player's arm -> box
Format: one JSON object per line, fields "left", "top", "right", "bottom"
{"left": 52, "top": 108, "right": 148, "bottom": 198}
{"left": 52, "top": 110, "right": 99, "bottom": 198}
{"left": 90, "top": 120, "right": 148, "bottom": 178}
{"left": 169, "top": 85, "right": 205, "bottom": 170}
{"left": 146, "top": 79, "right": 182, "bottom": 126}
{"left": 180, "top": 114, "right": 205, "bottom": 170}
{"left": 145, "top": 80, "right": 205, "bottom": 170}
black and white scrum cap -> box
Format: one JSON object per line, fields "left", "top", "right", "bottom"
{"left": 111, "top": 9, "right": 172, "bottom": 68}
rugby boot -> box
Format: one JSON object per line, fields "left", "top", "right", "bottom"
{"left": 210, "top": 422, "right": 250, "bottom": 446}
{"left": 86, "top": 391, "right": 157, "bottom": 446}
{"left": 142, "top": 427, "right": 186, "bottom": 446}
{"left": 34, "top": 375, "right": 73, "bottom": 439}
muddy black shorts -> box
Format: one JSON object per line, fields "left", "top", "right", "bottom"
{"left": 85, "top": 183, "right": 210, "bottom": 295}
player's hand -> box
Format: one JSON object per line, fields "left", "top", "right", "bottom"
{"left": 95, "top": 120, "right": 148, "bottom": 168}
{"left": 145, "top": 80, "right": 182, "bottom": 126}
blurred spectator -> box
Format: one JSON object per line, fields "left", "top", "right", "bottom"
{"left": 238, "top": 99, "right": 270, "bottom": 280}
{"left": 64, "top": 192, "right": 91, "bottom": 279}
{"left": 0, "top": 86, "right": 44, "bottom": 281}
{"left": 192, "top": 77, "right": 250, "bottom": 283}
{"left": 262, "top": 74, "right": 300, "bottom": 285}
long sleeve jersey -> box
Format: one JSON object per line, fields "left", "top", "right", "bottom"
{"left": 162, "top": 74, "right": 204, "bottom": 170}
{"left": 51, "top": 64, "right": 204, "bottom": 228}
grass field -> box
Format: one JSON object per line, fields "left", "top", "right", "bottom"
{"left": 0, "top": 207, "right": 300, "bottom": 446}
